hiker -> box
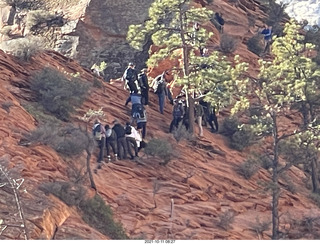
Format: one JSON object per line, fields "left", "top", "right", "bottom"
{"left": 152, "top": 71, "right": 168, "bottom": 114}
{"left": 125, "top": 122, "right": 141, "bottom": 160}
{"left": 200, "top": 100, "right": 219, "bottom": 133}
{"left": 138, "top": 68, "right": 149, "bottom": 105}
{"left": 125, "top": 91, "right": 142, "bottom": 110}
{"left": 181, "top": 99, "right": 189, "bottom": 131}
{"left": 215, "top": 12, "right": 224, "bottom": 33}
{"left": 92, "top": 119, "right": 106, "bottom": 165}
{"left": 195, "top": 101, "right": 204, "bottom": 137}
{"left": 105, "top": 124, "right": 118, "bottom": 162}
{"left": 136, "top": 105, "right": 147, "bottom": 139}
{"left": 169, "top": 99, "right": 185, "bottom": 133}
{"left": 122, "top": 62, "right": 139, "bottom": 94}
{"left": 261, "top": 25, "right": 272, "bottom": 54}
{"left": 112, "top": 119, "right": 128, "bottom": 160}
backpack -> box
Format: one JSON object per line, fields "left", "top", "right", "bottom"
{"left": 93, "top": 124, "right": 102, "bottom": 140}
{"left": 154, "top": 80, "right": 164, "bottom": 94}
{"left": 133, "top": 104, "right": 145, "bottom": 119}
{"left": 125, "top": 125, "right": 132, "bottom": 135}
{"left": 173, "top": 104, "right": 183, "bottom": 118}
{"left": 126, "top": 68, "right": 135, "bottom": 82}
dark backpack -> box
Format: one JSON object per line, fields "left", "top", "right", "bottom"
{"left": 125, "top": 125, "right": 132, "bottom": 135}
{"left": 173, "top": 104, "right": 183, "bottom": 118}
{"left": 126, "top": 68, "right": 135, "bottom": 82}
{"left": 133, "top": 104, "right": 145, "bottom": 119}
{"left": 154, "top": 80, "right": 165, "bottom": 94}
{"left": 93, "top": 124, "right": 102, "bottom": 140}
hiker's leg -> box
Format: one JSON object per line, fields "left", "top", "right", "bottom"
{"left": 159, "top": 93, "right": 165, "bottom": 114}
{"left": 120, "top": 137, "right": 128, "bottom": 159}
{"left": 111, "top": 141, "right": 117, "bottom": 156}
{"left": 126, "top": 137, "right": 134, "bottom": 158}
{"left": 141, "top": 122, "right": 147, "bottom": 139}
{"left": 98, "top": 138, "right": 105, "bottom": 162}
{"left": 117, "top": 140, "right": 123, "bottom": 159}
{"left": 212, "top": 114, "right": 219, "bottom": 132}
{"left": 144, "top": 90, "right": 149, "bottom": 105}
{"left": 106, "top": 141, "right": 111, "bottom": 156}
{"left": 197, "top": 116, "right": 203, "bottom": 136}
{"left": 169, "top": 118, "right": 176, "bottom": 133}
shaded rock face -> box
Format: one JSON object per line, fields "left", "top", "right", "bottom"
{"left": 74, "top": 0, "right": 154, "bottom": 80}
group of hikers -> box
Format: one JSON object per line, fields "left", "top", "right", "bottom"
{"left": 91, "top": 11, "right": 274, "bottom": 165}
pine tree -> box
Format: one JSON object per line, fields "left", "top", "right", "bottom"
{"left": 127, "top": 0, "right": 248, "bottom": 134}
{"left": 251, "top": 20, "right": 320, "bottom": 239}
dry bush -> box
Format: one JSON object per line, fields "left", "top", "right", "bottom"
{"left": 144, "top": 138, "right": 174, "bottom": 165}
{"left": 217, "top": 210, "right": 235, "bottom": 230}
{"left": 173, "top": 123, "right": 194, "bottom": 143}
{"left": 220, "top": 34, "right": 238, "bottom": 54}
{"left": 0, "top": 36, "right": 44, "bottom": 61}
{"left": 237, "top": 156, "right": 260, "bottom": 179}
{"left": 30, "top": 67, "right": 89, "bottom": 121}
{"left": 247, "top": 34, "right": 263, "bottom": 56}
{"left": 24, "top": 123, "right": 89, "bottom": 157}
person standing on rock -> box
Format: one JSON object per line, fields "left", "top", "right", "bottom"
{"left": 105, "top": 124, "right": 118, "bottom": 162}
{"left": 152, "top": 71, "right": 168, "bottom": 114}
{"left": 112, "top": 119, "right": 128, "bottom": 160}
{"left": 92, "top": 119, "right": 106, "bottom": 166}
{"left": 122, "top": 62, "right": 139, "bottom": 94}
{"left": 138, "top": 68, "right": 149, "bottom": 106}
{"left": 261, "top": 25, "right": 272, "bottom": 54}
{"left": 195, "top": 101, "right": 204, "bottom": 137}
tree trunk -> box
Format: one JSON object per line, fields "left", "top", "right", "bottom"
{"left": 301, "top": 101, "right": 309, "bottom": 129}
{"left": 311, "top": 159, "right": 319, "bottom": 193}
{"left": 86, "top": 149, "right": 97, "bottom": 191}
{"left": 271, "top": 112, "right": 280, "bottom": 240}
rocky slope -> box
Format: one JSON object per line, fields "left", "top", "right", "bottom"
{"left": 0, "top": 0, "right": 320, "bottom": 240}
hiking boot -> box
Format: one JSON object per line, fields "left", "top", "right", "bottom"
{"left": 107, "top": 155, "right": 111, "bottom": 162}
{"left": 130, "top": 156, "right": 135, "bottom": 160}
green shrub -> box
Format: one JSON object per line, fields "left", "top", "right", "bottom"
{"left": 40, "top": 181, "right": 86, "bottom": 206}
{"left": 145, "top": 138, "right": 173, "bottom": 165}
{"left": 237, "top": 156, "right": 260, "bottom": 179}
{"left": 230, "top": 125, "right": 255, "bottom": 151}
{"left": 25, "top": 123, "right": 88, "bottom": 157}
{"left": 23, "top": 102, "right": 61, "bottom": 124}
{"left": 220, "top": 116, "right": 240, "bottom": 137}
{"left": 172, "top": 123, "right": 194, "bottom": 143}
{"left": 220, "top": 34, "right": 238, "bottom": 54}
{"left": 80, "top": 195, "right": 128, "bottom": 240}
{"left": 247, "top": 34, "right": 263, "bottom": 56}
{"left": 30, "top": 67, "right": 89, "bottom": 121}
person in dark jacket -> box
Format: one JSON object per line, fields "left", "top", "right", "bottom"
{"left": 122, "top": 62, "right": 139, "bottom": 94}
{"left": 105, "top": 124, "right": 118, "bottom": 162}
{"left": 261, "top": 25, "right": 272, "bottom": 54}
{"left": 215, "top": 12, "right": 224, "bottom": 33}
{"left": 112, "top": 119, "right": 127, "bottom": 160}
{"left": 138, "top": 68, "right": 149, "bottom": 105}
{"left": 92, "top": 119, "right": 106, "bottom": 166}
{"left": 200, "top": 100, "right": 219, "bottom": 133}
{"left": 152, "top": 72, "right": 168, "bottom": 114}
{"left": 169, "top": 99, "right": 185, "bottom": 133}
{"left": 137, "top": 106, "right": 147, "bottom": 139}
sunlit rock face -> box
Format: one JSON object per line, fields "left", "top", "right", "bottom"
{"left": 277, "top": 0, "right": 320, "bottom": 26}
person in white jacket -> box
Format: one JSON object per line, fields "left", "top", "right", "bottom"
{"left": 125, "top": 122, "right": 141, "bottom": 159}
